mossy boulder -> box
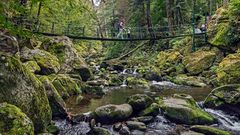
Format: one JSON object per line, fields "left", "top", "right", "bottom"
{"left": 24, "top": 61, "right": 41, "bottom": 73}
{"left": 183, "top": 50, "right": 216, "bottom": 75}
{"left": 190, "top": 125, "right": 231, "bottom": 135}
{"left": 126, "top": 77, "right": 149, "bottom": 87}
{"left": 39, "top": 76, "right": 67, "bottom": 118}
{"left": 216, "top": 53, "right": 240, "bottom": 85}
{"left": 204, "top": 84, "right": 240, "bottom": 115}
{"left": 20, "top": 47, "right": 60, "bottom": 75}
{"left": 94, "top": 104, "right": 133, "bottom": 124}
{"left": 0, "top": 103, "right": 34, "bottom": 135}
{"left": 127, "top": 94, "right": 153, "bottom": 112}
{"left": 0, "top": 53, "right": 52, "bottom": 133}
{"left": 208, "top": 7, "right": 239, "bottom": 50}
{"left": 156, "top": 51, "right": 182, "bottom": 67}
{"left": 48, "top": 74, "right": 81, "bottom": 99}
{"left": 173, "top": 74, "right": 207, "bottom": 87}
{"left": 138, "top": 103, "right": 159, "bottom": 116}
{"left": 159, "top": 94, "right": 216, "bottom": 125}
{"left": 126, "top": 121, "right": 147, "bottom": 131}
{"left": 156, "top": 50, "right": 184, "bottom": 75}
{"left": 41, "top": 36, "right": 92, "bottom": 81}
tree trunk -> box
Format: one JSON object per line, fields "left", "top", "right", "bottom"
{"left": 166, "top": 0, "right": 175, "bottom": 35}
{"left": 146, "top": 0, "right": 155, "bottom": 39}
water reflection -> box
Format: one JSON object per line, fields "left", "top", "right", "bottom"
{"left": 65, "top": 85, "right": 212, "bottom": 114}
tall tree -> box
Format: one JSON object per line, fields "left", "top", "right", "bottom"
{"left": 146, "top": 0, "right": 155, "bottom": 39}
{"left": 166, "top": 0, "right": 175, "bottom": 34}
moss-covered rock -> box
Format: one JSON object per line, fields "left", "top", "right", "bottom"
{"left": 46, "top": 124, "right": 60, "bottom": 135}
{"left": 20, "top": 47, "right": 60, "bottom": 75}
{"left": 24, "top": 61, "right": 41, "bottom": 73}
{"left": 126, "top": 121, "right": 147, "bottom": 131}
{"left": 183, "top": 50, "right": 216, "bottom": 75}
{"left": 173, "top": 74, "right": 207, "bottom": 87}
{"left": 190, "top": 125, "right": 231, "bottom": 135}
{"left": 126, "top": 77, "right": 149, "bottom": 87}
{"left": 204, "top": 84, "right": 240, "bottom": 115}
{"left": 41, "top": 36, "right": 92, "bottom": 81}
{"left": 155, "top": 50, "right": 184, "bottom": 75}
{"left": 208, "top": 7, "right": 239, "bottom": 49}
{"left": 0, "top": 53, "right": 52, "bottom": 133}
{"left": 159, "top": 94, "right": 216, "bottom": 125}
{"left": 216, "top": 53, "right": 240, "bottom": 85}
{"left": 48, "top": 74, "right": 81, "bottom": 99}
{"left": 127, "top": 94, "right": 153, "bottom": 112}
{"left": 0, "top": 103, "right": 34, "bottom": 135}
{"left": 94, "top": 104, "right": 133, "bottom": 124}
{"left": 39, "top": 76, "right": 67, "bottom": 118}
{"left": 90, "top": 127, "right": 111, "bottom": 135}
{"left": 138, "top": 103, "right": 159, "bottom": 116}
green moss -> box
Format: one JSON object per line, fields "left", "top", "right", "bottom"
{"left": 159, "top": 94, "right": 216, "bottom": 125}
{"left": 183, "top": 50, "right": 216, "bottom": 75}
{"left": 127, "top": 77, "right": 148, "bottom": 86}
{"left": 191, "top": 125, "right": 231, "bottom": 135}
{"left": 204, "top": 84, "right": 240, "bottom": 108}
{"left": 210, "top": 23, "right": 230, "bottom": 46}
{"left": 47, "top": 42, "right": 66, "bottom": 64}
{"left": 216, "top": 53, "right": 240, "bottom": 84}
{"left": 0, "top": 103, "right": 34, "bottom": 135}
{"left": 39, "top": 76, "right": 66, "bottom": 116}
{"left": 49, "top": 74, "right": 81, "bottom": 99}
{"left": 0, "top": 53, "right": 52, "bottom": 133}
{"left": 23, "top": 61, "right": 41, "bottom": 73}
{"left": 33, "top": 51, "right": 60, "bottom": 74}
{"left": 138, "top": 103, "right": 159, "bottom": 116}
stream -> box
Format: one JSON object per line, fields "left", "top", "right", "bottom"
{"left": 54, "top": 82, "right": 240, "bottom": 135}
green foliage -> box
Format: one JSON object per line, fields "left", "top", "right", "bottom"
{"left": 105, "top": 42, "right": 128, "bottom": 59}
{"left": 230, "top": 0, "right": 240, "bottom": 16}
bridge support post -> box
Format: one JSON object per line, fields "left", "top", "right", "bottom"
{"left": 192, "top": 0, "right": 196, "bottom": 52}
{"left": 51, "top": 22, "right": 55, "bottom": 34}
{"left": 204, "top": 13, "right": 208, "bottom": 43}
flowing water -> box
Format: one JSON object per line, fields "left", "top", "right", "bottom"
{"left": 65, "top": 82, "right": 212, "bottom": 114}
{"left": 55, "top": 82, "right": 240, "bottom": 135}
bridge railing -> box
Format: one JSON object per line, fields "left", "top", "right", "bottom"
{"left": 9, "top": 18, "right": 207, "bottom": 40}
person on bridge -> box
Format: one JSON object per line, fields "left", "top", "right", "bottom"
{"left": 117, "top": 21, "right": 124, "bottom": 39}
{"left": 200, "top": 24, "right": 207, "bottom": 33}
{"left": 127, "top": 28, "right": 131, "bottom": 39}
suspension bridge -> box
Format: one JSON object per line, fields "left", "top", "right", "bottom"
{"left": 21, "top": 21, "right": 207, "bottom": 42}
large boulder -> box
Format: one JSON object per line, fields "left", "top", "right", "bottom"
{"left": 183, "top": 50, "right": 216, "bottom": 75}
{"left": 156, "top": 50, "right": 184, "bottom": 75}
{"left": 173, "top": 74, "right": 207, "bottom": 87}
{"left": 39, "top": 76, "right": 67, "bottom": 118}
{"left": 204, "top": 84, "right": 240, "bottom": 115}
{"left": 190, "top": 125, "right": 231, "bottom": 135}
{"left": 159, "top": 94, "right": 216, "bottom": 125}
{"left": 208, "top": 7, "right": 240, "bottom": 51}
{"left": 20, "top": 47, "right": 60, "bottom": 75}
{"left": 126, "top": 121, "right": 147, "bottom": 131}
{"left": 216, "top": 53, "right": 240, "bottom": 85}
{"left": 94, "top": 104, "right": 133, "bottom": 124}
{"left": 48, "top": 74, "right": 81, "bottom": 99}
{"left": 0, "top": 53, "right": 52, "bottom": 133}
{"left": 41, "top": 36, "right": 92, "bottom": 81}
{"left": 127, "top": 94, "right": 153, "bottom": 112}
{"left": 0, "top": 103, "right": 34, "bottom": 135}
